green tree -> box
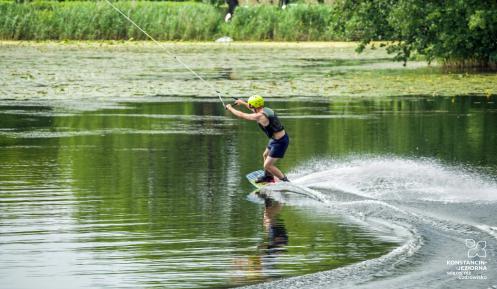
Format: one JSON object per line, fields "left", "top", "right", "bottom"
{"left": 338, "top": 0, "right": 497, "bottom": 68}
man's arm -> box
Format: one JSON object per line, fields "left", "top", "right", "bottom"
{"left": 226, "top": 104, "right": 260, "bottom": 121}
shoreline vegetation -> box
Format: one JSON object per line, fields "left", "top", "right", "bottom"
{"left": 1, "top": 0, "right": 496, "bottom": 69}
{"left": 0, "top": 1, "right": 343, "bottom": 41}
{"left": 0, "top": 39, "right": 362, "bottom": 47}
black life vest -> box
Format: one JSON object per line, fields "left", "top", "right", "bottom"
{"left": 258, "top": 107, "right": 284, "bottom": 139}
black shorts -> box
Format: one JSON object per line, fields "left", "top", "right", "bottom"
{"left": 267, "top": 134, "right": 289, "bottom": 158}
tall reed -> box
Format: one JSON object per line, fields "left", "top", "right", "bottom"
{"left": 0, "top": 1, "right": 346, "bottom": 41}
{"left": 0, "top": 1, "right": 223, "bottom": 40}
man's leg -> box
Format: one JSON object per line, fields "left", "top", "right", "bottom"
{"left": 262, "top": 148, "right": 269, "bottom": 162}
{"left": 255, "top": 148, "right": 275, "bottom": 183}
{"left": 263, "top": 157, "right": 285, "bottom": 180}
{"left": 262, "top": 148, "right": 273, "bottom": 177}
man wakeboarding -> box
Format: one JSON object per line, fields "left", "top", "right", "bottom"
{"left": 226, "top": 95, "right": 290, "bottom": 183}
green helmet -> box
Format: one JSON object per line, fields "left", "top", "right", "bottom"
{"left": 247, "top": 95, "right": 264, "bottom": 108}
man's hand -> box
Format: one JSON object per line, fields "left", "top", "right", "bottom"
{"left": 225, "top": 103, "right": 260, "bottom": 121}
{"left": 234, "top": 99, "right": 245, "bottom": 106}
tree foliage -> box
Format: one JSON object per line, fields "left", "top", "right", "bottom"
{"left": 337, "top": 0, "right": 497, "bottom": 68}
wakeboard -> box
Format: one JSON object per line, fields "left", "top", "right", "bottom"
{"left": 246, "top": 170, "right": 277, "bottom": 189}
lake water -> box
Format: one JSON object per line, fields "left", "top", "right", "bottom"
{"left": 1, "top": 43, "right": 497, "bottom": 289}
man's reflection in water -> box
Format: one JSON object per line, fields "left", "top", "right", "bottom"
{"left": 261, "top": 196, "right": 288, "bottom": 253}
{"left": 231, "top": 194, "right": 288, "bottom": 284}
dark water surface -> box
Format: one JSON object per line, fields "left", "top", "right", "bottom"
{"left": 1, "top": 96, "right": 496, "bottom": 289}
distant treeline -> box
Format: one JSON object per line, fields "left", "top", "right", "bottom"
{"left": 1, "top": 0, "right": 496, "bottom": 68}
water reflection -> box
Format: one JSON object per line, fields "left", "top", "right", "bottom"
{"left": 1, "top": 95, "right": 496, "bottom": 289}
{"left": 232, "top": 194, "right": 289, "bottom": 284}
{"left": 260, "top": 195, "right": 288, "bottom": 254}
